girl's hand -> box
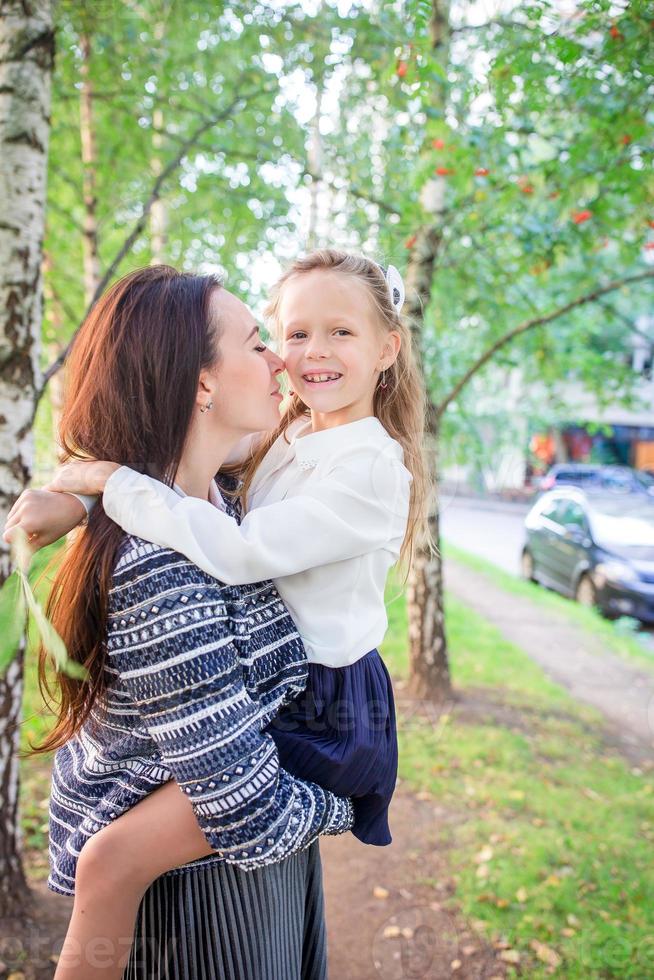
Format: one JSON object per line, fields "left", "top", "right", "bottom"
{"left": 45, "top": 459, "right": 120, "bottom": 495}
{"left": 3, "top": 488, "right": 87, "bottom": 552}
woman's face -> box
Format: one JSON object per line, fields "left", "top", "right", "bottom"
{"left": 206, "top": 288, "right": 284, "bottom": 436}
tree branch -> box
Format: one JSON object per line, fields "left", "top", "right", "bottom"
{"left": 435, "top": 268, "right": 654, "bottom": 419}
{"left": 38, "top": 88, "right": 261, "bottom": 401}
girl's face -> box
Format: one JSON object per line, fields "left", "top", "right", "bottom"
{"left": 279, "top": 270, "right": 400, "bottom": 427}
{"left": 202, "top": 288, "right": 284, "bottom": 436}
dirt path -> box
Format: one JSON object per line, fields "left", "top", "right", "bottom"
{"left": 321, "top": 789, "right": 506, "bottom": 980}
{"left": 445, "top": 558, "right": 654, "bottom": 765}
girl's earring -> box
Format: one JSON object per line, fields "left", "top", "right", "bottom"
{"left": 200, "top": 399, "right": 214, "bottom": 414}
{"left": 379, "top": 369, "right": 388, "bottom": 391}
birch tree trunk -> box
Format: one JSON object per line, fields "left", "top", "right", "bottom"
{"left": 0, "top": 0, "right": 54, "bottom": 916}
{"left": 405, "top": 0, "right": 453, "bottom": 702}
{"left": 79, "top": 32, "right": 101, "bottom": 304}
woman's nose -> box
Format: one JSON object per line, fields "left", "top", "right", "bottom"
{"left": 267, "top": 349, "right": 285, "bottom": 375}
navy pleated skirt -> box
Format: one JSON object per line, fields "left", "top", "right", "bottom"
{"left": 264, "top": 648, "right": 399, "bottom": 846}
{"left": 123, "top": 840, "right": 326, "bottom": 979}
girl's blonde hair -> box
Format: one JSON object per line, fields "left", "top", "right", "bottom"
{"left": 237, "top": 248, "right": 432, "bottom": 566}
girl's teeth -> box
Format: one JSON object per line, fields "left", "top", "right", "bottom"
{"left": 305, "top": 374, "right": 340, "bottom": 382}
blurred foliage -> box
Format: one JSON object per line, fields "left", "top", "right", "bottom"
{"left": 38, "top": 0, "right": 654, "bottom": 477}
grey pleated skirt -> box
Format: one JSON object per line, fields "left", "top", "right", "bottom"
{"left": 122, "top": 839, "right": 327, "bottom": 980}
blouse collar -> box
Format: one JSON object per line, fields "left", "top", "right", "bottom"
{"left": 288, "top": 416, "right": 388, "bottom": 469}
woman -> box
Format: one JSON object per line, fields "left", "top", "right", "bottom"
{"left": 12, "top": 265, "right": 354, "bottom": 979}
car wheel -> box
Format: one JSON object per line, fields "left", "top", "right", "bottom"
{"left": 575, "top": 573, "right": 597, "bottom": 609}
{"left": 521, "top": 549, "right": 536, "bottom": 582}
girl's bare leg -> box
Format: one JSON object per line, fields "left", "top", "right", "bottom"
{"left": 54, "top": 780, "right": 213, "bottom": 980}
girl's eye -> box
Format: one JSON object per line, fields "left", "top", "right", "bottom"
{"left": 334, "top": 329, "right": 351, "bottom": 336}
{"left": 254, "top": 345, "right": 267, "bottom": 353}
{"left": 288, "top": 332, "right": 307, "bottom": 340}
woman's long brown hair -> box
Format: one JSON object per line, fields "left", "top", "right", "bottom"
{"left": 33, "top": 265, "right": 222, "bottom": 754}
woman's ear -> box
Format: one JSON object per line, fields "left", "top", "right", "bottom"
{"left": 196, "top": 370, "right": 218, "bottom": 408}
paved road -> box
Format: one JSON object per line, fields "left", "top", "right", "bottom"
{"left": 439, "top": 493, "right": 530, "bottom": 575}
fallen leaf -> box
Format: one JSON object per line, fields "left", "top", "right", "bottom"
{"left": 451, "top": 959, "right": 462, "bottom": 970}
{"left": 475, "top": 845, "right": 494, "bottom": 863}
{"left": 499, "top": 949, "right": 521, "bottom": 964}
{"left": 530, "top": 940, "right": 562, "bottom": 968}
{"left": 383, "top": 925, "right": 401, "bottom": 938}
{"left": 373, "top": 886, "right": 389, "bottom": 899}
{"left": 516, "top": 886, "right": 528, "bottom": 902}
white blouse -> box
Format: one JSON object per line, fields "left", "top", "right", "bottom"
{"left": 98, "top": 415, "right": 411, "bottom": 668}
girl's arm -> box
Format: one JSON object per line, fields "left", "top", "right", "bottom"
{"left": 3, "top": 488, "right": 88, "bottom": 551}
{"left": 51, "top": 446, "right": 411, "bottom": 585}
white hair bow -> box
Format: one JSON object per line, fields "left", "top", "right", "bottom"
{"left": 378, "top": 263, "right": 405, "bottom": 312}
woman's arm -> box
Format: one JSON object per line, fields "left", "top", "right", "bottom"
{"left": 111, "top": 552, "right": 354, "bottom": 870}
{"left": 93, "top": 447, "right": 411, "bottom": 585}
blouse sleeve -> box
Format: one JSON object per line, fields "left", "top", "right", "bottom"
{"left": 110, "top": 552, "right": 353, "bottom": 870}
{"left": 102, "top": 445, "right": 411, "bottom": 586}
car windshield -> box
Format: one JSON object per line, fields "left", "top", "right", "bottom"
{"left": 587, "top": 496, "right": 654, "bottom": 548}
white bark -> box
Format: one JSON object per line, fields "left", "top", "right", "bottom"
{"left": 80, "top": 32, "right": 101, "bottom": 304}
{"left": 0, "top": 0, "right": 54, "bottom": 915}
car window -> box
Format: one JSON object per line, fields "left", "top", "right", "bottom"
{"left": 558, "top": 500, "right": 587, "bottom": 529}
{"left": 540, "top": 499, "right": 565, "bottom": 524}
{"left": 555, "top": 471, "right": 596, "bottom": 485}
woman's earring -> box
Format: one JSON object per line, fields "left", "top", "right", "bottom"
{"left": 379, "top": 369, "right": 388, "bottom": 391}
{"left": 200, "top": 399, "right": 214, "bottom": 414}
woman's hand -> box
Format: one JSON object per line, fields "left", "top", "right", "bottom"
{"left": 45, "top": 459, "right": 120, "bottom": 495}
{"left": 3, "top": 488, "right": 87, "bottom": 552}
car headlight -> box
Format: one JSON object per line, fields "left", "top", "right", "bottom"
{"left": 594, "top": 561, "right": 640, "bottom": 587}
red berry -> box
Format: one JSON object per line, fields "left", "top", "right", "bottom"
{"left": 432, "top": 138, "right": 446, "bottom": 149}
{"left": 620, "top": 134, "right": 632, "bottom": 145}
{"left": 645, "top": 242, "right": 654, "bottom": 251}
{"left": 435, "top": 166, "right": 452, "bottom": 176}
{"left": 396, "top": 61, "right": 408, "bottom": 78}
{"left": 572, "top": 209, "right": 592, "bottom": 224}
{"left": 648, "top": 220, "right": 654, "bottom": 229}
{"left": 475, "top": 168, "right": 490, "bottom": 176}
{"left": 405, "top": 234, "right": 418, "bottom": 249}
{"left": 520, "top": 183, "right": 534, "bottom": 195}
{"left": 609, "top": 23, "right": 622, "bottom": 39}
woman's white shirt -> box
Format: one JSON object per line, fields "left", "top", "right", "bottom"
{"left": 101, "top": 416, "right": 411, "bottom": 668}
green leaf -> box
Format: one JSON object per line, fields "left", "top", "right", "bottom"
{"left": 20, "top": 574, "right": 88, "bottom": 681}
{"left": 0, "top": 572, "right": 27, "bottom": 674}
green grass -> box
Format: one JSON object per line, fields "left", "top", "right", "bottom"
{"left": 442, "top": 539, "right": 654, "bottom": 674}
{"left": 381, "top": 586, "right": 654, "bottom": 979}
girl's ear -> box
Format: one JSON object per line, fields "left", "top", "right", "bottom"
{"left": 380, "top": 330, "right": 402, "bottom": 370}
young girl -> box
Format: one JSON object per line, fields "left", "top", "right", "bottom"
{"left": 30, "top": 250, "right": 429, "bottom": 978}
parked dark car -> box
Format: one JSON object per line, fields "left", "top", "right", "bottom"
{"left": 521, "top": 488, "right": 654, "bottom": 622}
{"left": 538, "top": 464, "right": 654, "bottom": 496}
